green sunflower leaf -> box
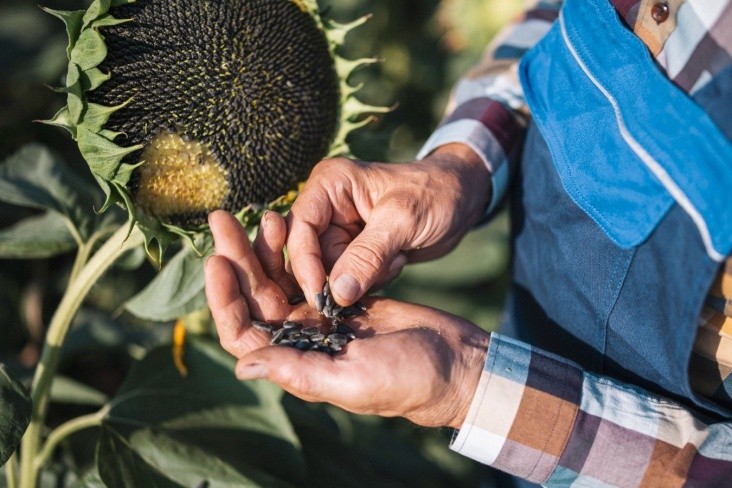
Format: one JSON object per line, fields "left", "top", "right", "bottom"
{"left": 0, "top": 364, "right": 31, "bottom": 466}
{"left": 84, "top": 101, "right": 130, "bottom": 133}
{"left": 98, "top": 338, "right": 305, "bottom": 487}
{"left": 325, "top": 15, "right": 371, "bottom": 46}
{"left": 77, "top": 127, "right": 143, "bottom": 181}
{"left": 41, "top": 8, "right": 85, "bottom": 58}
{"left": 38, "top": 106, "right": 75, "bottom": 136}
{"left": 80, "top": 67, "right": 111, "bottom": 92}
{"left": 124, "top": 245, "right": 207, "bottom": 321}
{"left": 97, "top": 427, "right": 183, "bottom": 488}
{"left": 66, "top": 63, "right": 84, "bottom": 124}
{"left": 82, "top": 0, "right": 112, "bottom": 30}
{"left": 0, "top": 144, "right": 100, "bottom": 241}
{"left": 0, "top": 212, "right": 77, "bottom": 259}
{"left": 70, "top": 26, "right": 107, "bottom": 72}
{"left": 50, "top": 375, "right": 109, "bottom": 407}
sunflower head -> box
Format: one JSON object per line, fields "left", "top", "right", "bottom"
{"left": 44, "top": 0, "right": 387, "bottom": 259}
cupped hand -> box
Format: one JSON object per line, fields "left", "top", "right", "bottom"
{"left": 205, "top": 210, "right": 490, "bottom": 429}
{"left": 287, "top": 143, "right": 491, "bottom": 307}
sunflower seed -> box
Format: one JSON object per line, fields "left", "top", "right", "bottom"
{"left": 327, "top": 334, "right": 348, "bottom": 347}
{"left": 283, "top": 320, "right": 302, "bottom": 330}
{"left": 288, "top": 294, "right": 306, "bottom": 306}
{"left": 309, "top": 333, "right": 325, "bottom": 342}
{"left": 270, "top": 328, "right": 286, "bottom": 344}
{"left": 301, "top": 326, "right": 321, "bottom": 336}
{"left": 315, "top": 293, "right": 325, "bottom": 312}
{"left": 295, "top": 340, "right": 312, "bottom": 351}
{"left": 252, "top": 321, "right": 273, "bottom": 333}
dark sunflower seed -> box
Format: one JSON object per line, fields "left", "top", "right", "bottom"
{"left": 283, "top": 321, "right": 302, "bottom": 330}
{"left": 252, "top": 321, "right": 274, "bottom": 333}
{"left": 335, "top": 323, "right": 352, "bottom": 334}
{"left": 327, "top": 334, "right": 348, "bottom": 347}
{"left": 309, "top": 333, "right": 325, "bottom": 342}
{"left": 295, "top": 340, "right": 312, "bottom": 351}
{"left": 315, "top": 293, "right": 325, "bottom": 312}
{"left": 270, "top": 328, "right": 286, "bottom": 345}
{"left": 341, "top": 304, "right": 365, "bottom": 317}
{"left": 301, "top": 326, "right": 321, "bottom": 336}
{"left": 323, "top": 281, "right": 330, "bottom": 297}
{"left": 328, "top": 343, "right": 342, "bottom": 352}
{"left": 288, "top": 294, "right": 306, "bottom": 306}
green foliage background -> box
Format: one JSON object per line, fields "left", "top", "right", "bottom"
{"left": 0, "top": 0, "right": 521, "bottom": 486}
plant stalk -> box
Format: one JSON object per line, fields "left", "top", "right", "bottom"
{"left": 6, "top": 450, "right": 19, "bottom": 488}
{"left": 34, "top": 407, "right": 109, "bottom": 471}
{"left": 18, "top": 224, "right": 144, "bottom": 488}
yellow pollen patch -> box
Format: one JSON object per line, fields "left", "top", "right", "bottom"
{"left": 290, "top": 0, "right": 308, "bottom": 13}
{"left": 135, "top": 132, "right": 229, "bottom": 219}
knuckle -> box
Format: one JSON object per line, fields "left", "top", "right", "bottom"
{"left": 275, "top": 361, "right": 312, "bottom": 393}
{"left": 347, "top": 241, "right": 390, "bottom": 278}
{"left": 218, "top": 332, "right": 241, "bottom": 357}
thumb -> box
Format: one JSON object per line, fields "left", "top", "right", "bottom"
{"left": 329, "top": 214, "right": 409, "bottom": 305}
{"left": 235, "top": 346, "right": 356, "bottom": 405}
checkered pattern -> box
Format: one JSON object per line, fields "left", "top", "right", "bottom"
{"left": 418, "top": 0, "right": 731, "bottom": 214}
{"left": 691, "top": 260, "right": 732, "bottom": 407}
{"left": 453, "top": 335, "right": 732, "bottom": 486}
{"left": 422, "top": 1, "right": 732, "bottom": 485}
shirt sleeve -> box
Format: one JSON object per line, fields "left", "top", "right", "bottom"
{"left": 453, "top": 334, "right": 732, "bottom": 487}
{"left": 417, "top": 1, "right": 562, "bottom": 217}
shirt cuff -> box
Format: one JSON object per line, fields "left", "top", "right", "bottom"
{"left": 417, "top": 98, "right": 522, "bottom": 218}
{"left": 450, "top": 334, "right": 583, "bottom": 484}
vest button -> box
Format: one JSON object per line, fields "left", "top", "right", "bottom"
{"left": 651, "top": 2, "right": 670, "bottom": 23}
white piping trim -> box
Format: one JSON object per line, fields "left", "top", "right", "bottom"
{"left": 558, "top": 11, "right": 725, "bottom": 262}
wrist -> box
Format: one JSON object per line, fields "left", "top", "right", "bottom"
{"left": 424, "top": 144, "right": 492, "bottom": 228}
{"left": 447, "top": 331, "right": 491, "bottom": 429}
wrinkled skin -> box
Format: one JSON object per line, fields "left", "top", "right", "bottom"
{"left": 204, "top": 144, "right": 492, "bottom": 428}
{"left": 286, "top": 144, "right": 493, "bottom": 306}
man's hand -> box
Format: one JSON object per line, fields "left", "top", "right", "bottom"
{"left": 205, "top": 210, "right": 490, "bottom": 429}
{"left": 287, "top": 144, "right": 491, "bottom": 307}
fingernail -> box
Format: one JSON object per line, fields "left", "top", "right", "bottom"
{"left": 236, "top": 362, "right": 268, "bottom": 380}
{"left": 332, "top": 273, "right": 361, "bottom": 304}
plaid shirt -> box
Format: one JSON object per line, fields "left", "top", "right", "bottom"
{"left": 419, "top": 1, "right": 732, "bottom": 486}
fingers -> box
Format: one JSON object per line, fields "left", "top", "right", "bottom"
{"left": 204, "top": 255, "right": 268, "bottom": 357}
{"left": 286, "top": 186, "right": 331, "bottom": 307}
{"left": 209, "top": 210, "right": 288, "bottom": 320}
{"left": 234, "top": 345, "right": 365, "bottom": 407}
{"left": 328, "top": 201, "right": 411, "bottom": 305}
{"left": 318, "top": 223, "right": 359, "bottom": 272}
{"left": 253, "top": 211, "right": 300, "bottom": 299}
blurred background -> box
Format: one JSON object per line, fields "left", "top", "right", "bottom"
{"left": 0, "top": 0, "right": 522, "bottom": 486}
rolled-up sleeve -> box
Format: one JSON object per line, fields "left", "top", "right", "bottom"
{"left": 454, "top": 334, "right": 732, "bottom": 487}
{"left": 418, "top": 1, "right": 561, "bottom": 217}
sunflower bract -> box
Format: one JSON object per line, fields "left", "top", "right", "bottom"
{"left": 88, "top": 0, "right": 340, "bottom": 227}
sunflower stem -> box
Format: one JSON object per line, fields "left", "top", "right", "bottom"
{"left": 68, "top": 226, "right": 117, "bottom": 283}
{"left": 6, "top": 450, "right": 19, "bottom": 488}
{"left": 19, "top": 224, "right": 144, "bottom": 488}
{"left": 33, "top": 407, "right": 109, "bottom": 472}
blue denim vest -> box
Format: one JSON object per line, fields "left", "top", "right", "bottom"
{"left": 504, "top": 0, "right": 732, "bottom": 419}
